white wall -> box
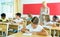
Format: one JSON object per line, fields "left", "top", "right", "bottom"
{"left": 21, "top": 0, "right": 60, "bottom": 4}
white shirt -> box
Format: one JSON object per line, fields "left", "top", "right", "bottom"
{"left": 51, "top": 20, "right": 58, "bottom": 24}
{"left": 26, "top": 24, "right": 43, "bottom": 32}
{"left": 39, "top": 7, "right": 49, "bottom": 23}
{"left": 13, "top": 18, "right": 23, "bottom": 23}
{"left": 13, "top": 18, "right": 23, "bottom": 32}
{"left": 44, "top": 21, "right": 53, "bottom": 26}
{"left": 42, "top": 21, "right": 53, "bottom": 29}
{"left": 41, "top": 7, "right": 49, "bottom": 15}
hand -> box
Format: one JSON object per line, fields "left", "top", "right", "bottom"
{"left": 25, "top": 30, "right": 30, "bottom": 33}
{"left": 32, "top": 32, "right": 37, "bottom": 35}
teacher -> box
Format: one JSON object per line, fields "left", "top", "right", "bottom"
{"left": 39, "top": 1, "right": 50, "bottom": 24}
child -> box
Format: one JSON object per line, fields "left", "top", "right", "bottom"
{"left": 52, "top": 15, "right": 58, "bottom": 23}
{"left": 43, "top": 15, "right": 56, "bottom": 27}
{"left": 27, "top": 14, "right": 32, "bottom": 21}
{"left": 44, "top": 15, "right": 52, "bottom": 25}
{"left": 12, "top": 13, "right": 23, "bottom": 32}
{"left": 13, "top": 13, "right": 23, "bottom": 24}
{"left": 0, "top": 13, "right": 8, "bottom": 22}
{"left": 26, "top": 14, "right": 33, "bottom": 25}
{"left": 21, "top": 17, "right": 48, "bottom": 36}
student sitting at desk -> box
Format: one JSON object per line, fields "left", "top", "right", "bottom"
{"left": 13, "top": 13, "right": 24, "bottom": 24}
{"left": 51, "top": 16, "right": 59, "bottom": 37}
{"left": 21, "top": 17, "right": 48, "bottom": 36}
{"left": 26, "top": 14, "right": 33, "bottom": 25}
{"left": 0, "top": 13, "right": 8, "bottom": 22}
{"left": 43, "top": 15, "right": 56, "bottom": 27}
{"left": 11, "top": 13, "right": 23, "bottom": 32}
{"left": 52, "top": 15, "right": 58, "bottom": 23}
{"left": 27, "top": 14, "right": 32, "bottom": 21}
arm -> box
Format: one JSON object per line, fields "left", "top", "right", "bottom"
{"left": 21, "top": 27, "right": 29, "bottom": 33}
{"left": 47, "top": 24, "right": 57, "bottom": 27}
{"left": 37, "top": 29, "right": 48, "bottom": 36}
{"left": 19, "top": 21, "right": 24, "bottom": 24}
{"left": 36, "top": 29, "right": 48, "bottom": 36}
{"left": 40, "top": 22, "right": 44, "bottom": 26}
{"left": 50, "top": 24, "right": 57, "bottom": 27}
{"left": 19, "top": 19, "right": 24, "bottom": 24}
{"left": 21, "top": 27, "right": 26, "bottom": 33}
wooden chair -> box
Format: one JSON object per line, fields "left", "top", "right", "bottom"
{"left": 0, "top": 23, "right": 8, "bottom": 37}
{"left": 23, "top": 20, "right": 27, "bottom": 27}
{"left": 8, "top": 24, "right": 18, "bottom": 35}
{"left": 56, "top": 23, "right": 60, "bottom": 27}
{"left": 44, "top": 28, "right": 51, "bottom": 36}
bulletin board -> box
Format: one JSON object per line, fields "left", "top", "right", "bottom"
{"left": 23, "top": 3, "right": 60, "bottom": 15}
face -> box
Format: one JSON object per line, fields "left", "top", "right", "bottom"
{"left": 16, "top": 15, "right": 20, "bottom": 19}
{"left": 42, "top": 4, "right": 45, "bottom": 7}
{"left": 53, "top": 18, "right": 56, "bottom": 21}
{"left": 32, "top": 24, "right": 37, "bottom": 28}
{"left": 45, "top": 17, "right": 47, "bottom": 20}
{"left": 1, "top": 17, "right": 5, "bottom": 19}
{"left": 42, "top": 2, "right": 47, "bottom": 8}
{"left": 45, "top": 17, "right": 50, "bottom": 22}
{"left": 28, "top": 14, "right": 32, "bottom": 18}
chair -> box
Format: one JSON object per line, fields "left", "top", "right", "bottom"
{"left": 44, "top": 28, "right": 51, "bottom": 36}
{"left": 0, "top": 23, "right": 8, "bottom": 37}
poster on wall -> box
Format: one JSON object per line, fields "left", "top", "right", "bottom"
{"left": 23, "top": 3, "right": 60, "bottom": 15}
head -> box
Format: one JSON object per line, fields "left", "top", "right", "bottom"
{"left": 16, "top": 13, "right": 21, "bottom": 19}
{"left": 45, "top": 15, "right": 50, "bottom": 22}
{"left": 28, "top": 14, "right": 32, "bottom": 18}
{"left": 53, "top": 16, "right": 58, "bottom": 21}
{"left": 1, "top": 13, "right": 6, "bottom": 19}
{"left": 42, "top": 1, "right": 47, "bottom": 8}
{"left": 31, "top": 17, "right": 39, "bottom": 26}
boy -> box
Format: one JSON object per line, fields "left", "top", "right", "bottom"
{"left": 11, "top": 13, "right": 23, "bottom": 32}
{"left": 0, "top": 13, "right": 8, "bottom": 22}
{"left": 13, "top": 13, "right": 23, "bottom": 24}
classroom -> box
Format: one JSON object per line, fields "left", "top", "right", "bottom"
{"left": 0, "top": 0, "right": 60, "bottom": 37}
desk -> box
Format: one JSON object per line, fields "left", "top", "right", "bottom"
{"left": 51, "top": 27, "right": 60, "bottom": 30}
{"left": 0, "top": 23, "right": 9, "bottom": 37}
{"left": 44, "top": 26, "right": 60, "bottom": 37}
{"left": 48, "top": 27, "right": 60, "bottom": 37}
{"left": 8, "top": 23, "right": 23, "bottom": 35}
{"left": 52, "top": 27, "right": 60, "bottom": 37}
{"left": 8, "top": 32, "right": 52, "bottom": 37}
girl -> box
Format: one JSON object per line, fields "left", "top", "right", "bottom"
{"left": 21, "top": 17, "right": 48, "bottom": 36}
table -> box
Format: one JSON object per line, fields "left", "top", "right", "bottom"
{"left": 8, "top": 23, "right": 24, "bottom": 35}
{"left": 50, "top": 27, "right": 60, "bottom": 37}
{"left": 0, "top": 22, "right": 23, "bottom": 36}
{"left": 8, "top": 32, "right": 52, "bottom": 37}
{"left": 44, "top": 26, "right": 60, "bottom": 37}
{"left": 0, "top": 23, "right": 9, "bottom": 37}
{"left": 51, "top": 27, "right": 60, "bottom": 30}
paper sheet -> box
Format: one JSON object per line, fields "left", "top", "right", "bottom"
{"left": 23, "top": 33, "right": 32, "bottom": 36}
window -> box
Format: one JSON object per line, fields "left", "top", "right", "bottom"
{"left": 0, "top": 0, "right": 14, "bottom": 18}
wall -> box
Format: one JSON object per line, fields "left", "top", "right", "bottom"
{"left": 20, "top": 0, "right": 60, "bottom": 20}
